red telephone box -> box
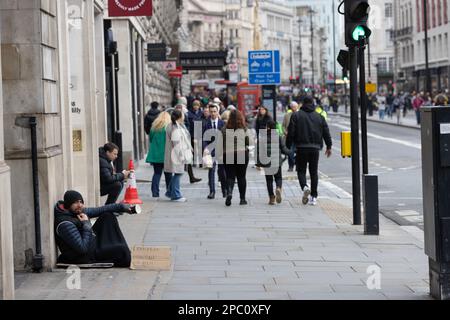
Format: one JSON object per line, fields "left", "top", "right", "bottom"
{"left": 237, "top": 82, "right": 261, "bottom": 119}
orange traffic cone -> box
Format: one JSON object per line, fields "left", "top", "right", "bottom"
{"left": 122, "top": 159, "right": 143, "bottom": 205}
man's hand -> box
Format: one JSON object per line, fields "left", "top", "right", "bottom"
{"left": 325, "top": 149, "right": 332, "bottom": 158}
{"left": 122, "top": 170, "right": 130, "bottom": 179}
{"left": 77, "top": 213, "right": 89, "bottom": 222}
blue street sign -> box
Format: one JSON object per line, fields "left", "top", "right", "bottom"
{"left": 248, "top": 50, "right": 281, "bottom": 85}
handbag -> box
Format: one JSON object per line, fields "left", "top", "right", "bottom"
{"left": 202, "top": 153, "right": 213, "bottom": 169}
{"left": 179, "top": 126, "right": 193, "bottom": 164}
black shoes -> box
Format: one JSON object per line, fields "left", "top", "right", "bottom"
{"left": 207, "top": 192, "right": 215, "bottom": 200}
{"left": 225, "top": 195, "right": 232, "bottom": 207}
{"left": 190, "top": 177, "right": 202, "bottom": 184}
{"left": 240, "top": 199, "right": 248, "bottom": 205}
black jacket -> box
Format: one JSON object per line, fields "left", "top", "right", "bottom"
{"left": 144, "top": 108, "right": 161, "bottom": 135}
{"left": 54, "top": 201, "right": 128, "bottom": 264}
{"left": 99, "top": 147, "right": 124, "bottom": 192}
{"left": 286, "top": 104, "right": 332, "bottom": 151}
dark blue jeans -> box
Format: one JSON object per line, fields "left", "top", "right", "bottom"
{"left": 208, "top": 162, "right": 227, "bottom": 194}
{"left": 151, "top": 163, "right": 172, "bottom": 198}
{"left": 288, "top": 144, "right": 296, "bottom": 169}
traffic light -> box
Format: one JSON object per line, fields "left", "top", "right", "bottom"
{"left": 337, "top": 49, "right": 350, "bottom": 80}
{"left": 345, "top": 0, "right": 372, "bottom": 47}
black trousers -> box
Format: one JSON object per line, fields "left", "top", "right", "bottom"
{"left": 225, "top": 163, "right": 248, "bottom": 200}
{"left": 265, "top": 167, "right": 283, "bottom": 197}
{"left": 101, "top": 181, "right": 124, "bottom": 205}
{"left": 92, "top": 212, "right": 131, "bottom": 268}
{"left": 296, "top": 149, "right": 320, "bottom": 198}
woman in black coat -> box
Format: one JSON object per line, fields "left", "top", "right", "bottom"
{"left": 254, "top": 106, "right": 273, "bottom": 168}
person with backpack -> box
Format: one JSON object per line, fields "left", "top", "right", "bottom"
{"left": 144, "top": 101, "right": 161, "bottom": 135}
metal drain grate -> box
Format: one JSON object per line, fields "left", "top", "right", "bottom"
{"left": 319, "top": 199, "right": 353, "bottom": 224}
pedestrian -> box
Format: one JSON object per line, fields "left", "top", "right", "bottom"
{"left": 283, "top": 102, "right": 299, "bottom": 172}
{"left": 434, "top": 91, "right": 449, "bottom": 106}
{"left": 203, "top": 104, "right": 227, "bottom": 199}
{"left": 54, "top": 190, "right": 137, "bottom": 267}
{"left": 175, "top": 103, "right": 202, "bottom": 184}
{"left": 146, "top": 111, "right": 172, "bottom": 199}
{"left": 144, "top": 101, "right": 161, "bottom": 135}
{"left": 99, "top": 143, "right": 130, "bottom": 205}
{"left": 221, "top": 110, "right": 250, "bottom": 207}
{"left": 412, "top": 93, "right": 424, "bottom": 125}
{"left": 254, "top": 106, "right": 272, "bottom": 170}
{"left": 164, "top": 109, "right": 193, "bottom": 202}
{"left": 260, "top": 120, "right": 291, "bottom": 205}
{"left": 286, "top": 96, "right": 332, "bottom": 206}
{"left": 386, "top": 92, "right": 394, "bottom": 118}
{"left": 378, "top": 100, "right": 386, "bottom": 120}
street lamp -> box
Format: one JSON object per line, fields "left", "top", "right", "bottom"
{"left": 423, "top": 0, "right": 432, "bottom": 93}
{"left": 309, "top": 8, "right": 315, "bottom": 93}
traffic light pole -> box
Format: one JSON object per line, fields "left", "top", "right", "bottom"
{"left": 359, "top": 40, "right": 369, "bottom": 175}
{"left": 350, "top": 45, "right": 362, "bottom": 226}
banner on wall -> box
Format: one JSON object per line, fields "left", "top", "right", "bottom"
{"left": 108, "top": 0, "right": 152, "bottom": 17}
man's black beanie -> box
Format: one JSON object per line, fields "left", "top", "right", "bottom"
{"left": 64, "top": 190, "right": 84, "bottom": 209}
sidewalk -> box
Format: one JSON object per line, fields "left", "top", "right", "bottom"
{"left": 13, "top": 159, "right": 430, "bottom": 300}
{"left": 330, "top": 107, "right": 420, "bottom": 129}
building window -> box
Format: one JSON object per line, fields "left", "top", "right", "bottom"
{"left": 378, "top": 57, "right": 387, "bottom": 73}
{"left": 385, "top": 3, "right": 393, "bottom": 18}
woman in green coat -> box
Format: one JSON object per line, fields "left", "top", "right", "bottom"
{"left": 146, "top": 111, "right": 172, "bottom": 198}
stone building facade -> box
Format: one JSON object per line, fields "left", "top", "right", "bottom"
{"left": 0, "top": 14, "right": 14, "bottom": 300}
{"left": 0, "top": 0, "right": 183, "bottom": 299}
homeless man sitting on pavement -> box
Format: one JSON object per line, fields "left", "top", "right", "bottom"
{"left": 54, "top": 190, "right": 136, "bottom": 267}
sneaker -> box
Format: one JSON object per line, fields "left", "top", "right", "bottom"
{"left": 240, "top": 199, "right": 248, "bottom": 205}
{"left": 275, "top": 188, "right": 282, "bottom": 204}
{"left": 309, "top": 197, "right": 317, "bottom": 206}
{"left": 172, "top": 197, "right": 187, "bottom": 203}
{"left": 302, "top": 187, "right": 311, "bottom": 205}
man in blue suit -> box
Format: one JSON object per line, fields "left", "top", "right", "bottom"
{"left": 203, "top": 104, "right": 227, "bottom": 199}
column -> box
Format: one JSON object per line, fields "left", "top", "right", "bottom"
{"left": 0, "top": 16, "right": 15, "bottom": 299}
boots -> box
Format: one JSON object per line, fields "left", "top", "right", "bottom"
{"left": 187, "top": 164, "right": 202, "bottom": 184}
{"left": 268, "top": 196, "right": 276, "bottom": 205}
{"left": 275, "top": 187, "right": 282, "bottom": 204}
{"left": 225, "top": 182, "right": 234, "bottom": 207}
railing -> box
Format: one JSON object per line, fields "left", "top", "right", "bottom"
{"left": 394, "top": 26, "right": 413, "bottom": 38}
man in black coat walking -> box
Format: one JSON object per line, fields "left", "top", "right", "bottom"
{"left": 99, "top": 143, "right": 130, "bottom": 204}
{"left": 286, "top": 96, "right": 332, "bottom": 206}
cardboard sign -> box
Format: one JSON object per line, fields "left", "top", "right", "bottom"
{"left": 108, "top": 0, "right": 152, "bottom": 17}
{"left": 130, "top": 246, "right": 171, "bottom": 270}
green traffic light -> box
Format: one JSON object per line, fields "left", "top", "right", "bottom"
{"left": 352, "top": 26, "right": 366, "bottom": 41}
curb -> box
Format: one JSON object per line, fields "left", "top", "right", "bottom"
{"left": 330, "top": 113, "right": 421, "bottom": 130}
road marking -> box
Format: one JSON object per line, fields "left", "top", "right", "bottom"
{"left": 399, "top": 166, "right": 420, "bottom": 171}
{"left": 395, "top": 210, "right": 421, "bottom": 216}
{"left": 330, "top": 123, "right": 422, "bottom": 150}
